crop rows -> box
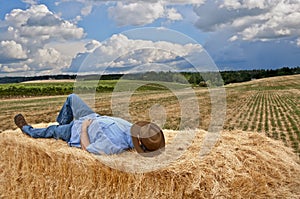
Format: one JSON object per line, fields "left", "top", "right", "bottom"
{"left": 225, "top": 91, "right": 300, "bottom": 156}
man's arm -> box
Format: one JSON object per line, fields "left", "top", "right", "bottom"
{"left": 80, "top": 119, "right": 93, "bottom": 151}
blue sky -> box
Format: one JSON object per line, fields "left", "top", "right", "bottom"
{"left": 0, "top": 0, "right": 299, "bottom": 76}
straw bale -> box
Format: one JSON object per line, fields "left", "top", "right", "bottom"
{"left": 0, "top": 124, "right": 299, "bottom": 199}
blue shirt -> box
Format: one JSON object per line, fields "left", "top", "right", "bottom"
{"left": 68, "top": 113, "right": 134, "bottom": 155}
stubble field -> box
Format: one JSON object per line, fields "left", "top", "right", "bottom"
{"left": 0, "top": 74, "right": 299, "bottom": 156}
{"left": 225, "top": 75, "right": 300, "bottom": 156}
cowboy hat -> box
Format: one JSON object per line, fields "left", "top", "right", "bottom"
{"left": 131, "top": 121, "right": 165, "bottom": 157}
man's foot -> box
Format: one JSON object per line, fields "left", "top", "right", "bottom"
{"left": 14, "top": 114, "right": 28, "bottom": 129}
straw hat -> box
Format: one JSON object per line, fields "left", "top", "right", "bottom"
{"left": 131, "top": 121, "right": 165, "bottom": 157}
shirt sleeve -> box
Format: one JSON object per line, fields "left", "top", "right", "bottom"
{"left": 86, "top": 133, "right": 124, "bottom": 155}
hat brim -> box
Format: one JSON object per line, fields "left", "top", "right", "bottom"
{"left": 131, "top": 121, "right": 165, "bottom": 157}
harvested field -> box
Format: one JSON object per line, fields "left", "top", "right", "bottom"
{"left": 225, "top": 74, "right": 300, "bottom": 156}
{"left": 1, "top": 124, "right": 300, "bottom": 198}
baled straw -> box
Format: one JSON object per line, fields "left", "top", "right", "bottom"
{"left": 0, "top": 124, "right": 299, "bottom": 198}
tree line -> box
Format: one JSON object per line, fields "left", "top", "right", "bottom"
{"left": 0, "top": 66, "right": 299, "bottom": 86}
{"left": 124, "top": 66, "right": 300, "bottom": 86}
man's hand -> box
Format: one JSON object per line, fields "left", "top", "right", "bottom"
{"left": 82, "top": 119, "right": 93, "bottom": 128}
{"left": 80, "top": 119, "right": 93, "bottom": 151}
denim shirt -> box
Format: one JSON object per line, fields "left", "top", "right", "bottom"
{"left": 68, "top": 113, "right": 134, "bottom": 155}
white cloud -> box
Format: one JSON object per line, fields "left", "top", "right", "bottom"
{"left": 45, "top": 41, "right": 86, "bottom": 58}
{"left": 108, "top": 1, "right": 186, "bottom": 26}
{"left": 4, "top": 5, "right": 85, "bottom": 43}
{"left": 85, "top": 40, "right": 101, "bottom": 52}
{"left": 108, "top": 2, "right": 165, "bottom": 26}
{"left": 81, "top": 5, "right": 93, "bottom": 16}
{"left": 55, "top": 1, "right": 201, "bottom": 27}
{"left": 0, "top": 4, "right": 86, "bottom": 75}
{"left": 0, "top": 64, "right": 30, "bottom": 73}
{"left": 0, "top": 40, "right": 27, "bottom": 61}
{"left": 34, "top": 48, "right": 62, "bottom": 67}
{"left": 228, "top": 35, "right": 238, "bottom": 42}
{"left": 54, "top": 0, "right": 102, "bottom": 23}
{"left": 60, "top": 0, "right": 204, "bottom": 5}
{"left": 68, "top": 34, "right": 206, "bottom": 73}
{"left": 221, "top": 0, "right": 241, "bottom": 9}
{"left": 95, "top": 34, "right": 201, "bottom": 59}
{"left": 21, "top": 0, "right": 37, "bottom": 5}
{"left": 57, "top": 0, "right": 204, "bottom": 25}
{"left": 165, "top": 8, "right": 183, "bottom": 21}
{"left": 297, "top": 38, "right": 300, "bottom": 47}
{"left": 222, "top": 0, "right": 269, "bottom": 10}
{"left": 194, "top": 0, "right": 300, "bottom": 43}
{"left": 166, "top": 0, "right": 204, "bottom": 4}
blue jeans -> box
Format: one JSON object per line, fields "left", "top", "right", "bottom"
{"left": 22, "top": 94, "right": 95, "bottom": 142}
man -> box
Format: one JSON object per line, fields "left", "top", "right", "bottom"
{"left": 14, "top": 94, "right": 165, "bottom": 156}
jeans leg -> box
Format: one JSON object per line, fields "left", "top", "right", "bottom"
{"left": 56, "top": 94, "right": 94, "bottom": 125}
{"left": 56, "top": 94, "right": 74, "bottom": 125}
{"left": 22, "top": 123, "right": 73, "bottom": 142}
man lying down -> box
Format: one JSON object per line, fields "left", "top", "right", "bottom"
{"left": 14, "top": 94, "right": 165, "bottom": 157}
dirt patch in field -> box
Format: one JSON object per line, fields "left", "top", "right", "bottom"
{"left": 1, "top": 124, "right": 299, "bottom": 198}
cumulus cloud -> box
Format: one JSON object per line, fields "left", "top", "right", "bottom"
{"left": 5, "top": 4, "right": 84, "bottom": 43}
{"left": 194, "top": 1, "right": 266, "bottom": 32}
{"left": 0, "top": 40, "right": 27, "bottom": 63}
{"left": 0, "top": 63, "right": 30, "bottom": 73}
{"left": 165, "top": 8, "right": 183, "bottom": 21}
{"left": 194, "top": 0, "right": 300, "bottom": 43}
{"left": 85, "top": 40, "right": 101, "bottom": 52}
{"left": 56, "top": 0, "right": 202, "bottom": 27}
{"left": 94, "top": 33, "right": 201, "bottom": 59}
{"left": 0, "top": 4, "right": 85, "bottom": 74}
{"left": 108, "top": 2, "right": 164, "bottom": 26}
{"left": 108, "top": 2, "right": 184, "bottom": 26}
{"left": 68, "top": 33, "right": 209, "bottom": 74}
{"left": 60, "top": 0, "right": 204, "bottom": 23}
{"left": 34, "top": 48, "right": 64, "bottom": 68}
